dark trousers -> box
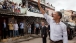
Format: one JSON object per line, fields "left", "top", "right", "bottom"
{"left": 14, "top": 30, "right": 19, "bottom": 37}
{"left": 31, "top": 28, "right": 34, "bottom": 34}
{"left": 36, "top": 28, "right": 39, "bottom": 35}
{"left": 20, "top": 29, "right": 24, "bottom": 36}
{"left": 50, "top": 40, "right": 63, "bottom": 43}
{"left": 2, "top": 29, "right": 7, "bottom": 39}
{"left": 9, "top": 30, "right": 13, "bottom": 37}
{"left": 48, "top": 32, "right": 50, "bottom": 38}
{"left": 42, "top": 37, "right": 46, "bottom": 43}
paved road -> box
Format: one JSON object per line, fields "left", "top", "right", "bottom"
{"left": 20, "top": 37, "right": 76, "bottom": 43}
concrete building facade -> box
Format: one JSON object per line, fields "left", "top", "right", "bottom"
{"left": 60, "top": 10, "right": 76, "bottom": 24}
{"left": 0, "top": 0, "right": 55, "bottom": 35}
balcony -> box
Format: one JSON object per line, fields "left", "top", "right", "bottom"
{"left": 26, "top": 11, "right": 44, "bottom": 18}
{"left": 17, "top": 8, "right": 44, "bottom": 17}
{"left": 0, "top": 7, "right": 27, "bottom": 16}
{"left": 45, "top": 3, "right": 55, "bottom": 9}
{"left": 0, "top": 0, "right": 25, "bottom": 16}
{"left": 31, "top": 0, "right": 55, "bottom": 9}
{"left": 0, "top": 8, "right": 15, "bottom": 15}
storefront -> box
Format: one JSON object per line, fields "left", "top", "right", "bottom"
{"left": 0, "top": 14, "right": 9, "bottom": 39}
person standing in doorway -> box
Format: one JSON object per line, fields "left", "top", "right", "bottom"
{"left": 14, "top": 21, "right": 19, "bottom": 37}
{"left": 28, "top": 24, "right": 31, "bottom": 34}
{"left": 38, "top": 0, "right": 68, "bottom": 43}
{"left": 40, "top": 21, "right": 47, "bottom": 43}
{"left": 31, "top": 22, "right": 35, "bottom": 34}
{"left": 8, "top": 21, "right": 14, "bottom": 37}
{"left": 35, "top": 22, "right": 40, "bottom": 35}
{"left": 20, "top": 21, "right": 24, "bottom": 36}
{"left": 2, "top": 19, "right": 8, "bottom": 39}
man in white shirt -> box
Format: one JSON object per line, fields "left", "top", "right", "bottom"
{"left": 38, "top": 0, "right": 68, "bottom": 43}
{"left": 14, "top": 21, "right": 19, "bottom": 37}
{"left": 20, "top": 21, "right": 24, "bottom": 36}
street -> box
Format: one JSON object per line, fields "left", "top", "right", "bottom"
{"left": 20, "top": 37, "right": 76, "bottom": 43}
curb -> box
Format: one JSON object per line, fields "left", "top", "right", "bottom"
{"left": 13, "top": 36, "right": 40, "bottom": 43}
{"left": 14, "top": 35, "right": 40, "bottom": 43}
{"left": 13, "top": 37, "right": 35, "bottom": 43}
{"left": 0, "top": 34, "right": 41, "bottom": 43}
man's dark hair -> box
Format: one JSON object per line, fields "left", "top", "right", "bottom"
{"left": 57, "top": 11, "right": 62, "bottom": 19}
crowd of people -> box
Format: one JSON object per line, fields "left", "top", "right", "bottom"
{"left": 1, "top": 19, "right": 24, "bottom": 39}
{"left": 0, "top": 5, "right": 50, "bottom": 43}
{"left": 0, "top": 0, "right": 26, "bottom": 13}
{"left": 28, "top": 4, "right": 41, "bottom": 14}
{"left": 1, "top": 19, "right": 50, "bottom": 40}
{"left": 27, "top": 22, "right": 50, "bottom": 38}
{"left": 27, "top": 21, "right": 50, "bottom": 43}
{"left": 0, "top": 0, "right": 42, "bottom": 14}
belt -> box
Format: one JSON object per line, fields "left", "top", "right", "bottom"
{"left": 50, "top": 40, "right": 63, "bottom": 43}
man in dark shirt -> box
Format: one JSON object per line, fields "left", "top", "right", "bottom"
{"left": 40, "top": 21, "right": 47, "bottom": 43}
{"left": 31, "top": 22, "right": 35, "bottom": 34}
{"left": 48, "top": 25, "right": 50, "bottom": 39}
{"left": 2, "top": 19, "right": 8, "bottom": 39}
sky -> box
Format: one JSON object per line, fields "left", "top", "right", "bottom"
{"left": 46, "top": 0, "right": 76, "bottom": 11}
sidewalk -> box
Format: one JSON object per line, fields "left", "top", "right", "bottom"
{"left": 13, "top": 34, "right": 40, "bottom": 43}
{"left": 0, "top": 34, "right": 40, "bottom": 43}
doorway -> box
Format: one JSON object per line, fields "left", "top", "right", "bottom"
{"left": 0, "top": 16, "right": 8, "bottom": 39}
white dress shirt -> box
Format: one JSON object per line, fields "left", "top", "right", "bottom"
{"left": 44, "top": 13, "right": 68, "bottom": 43}
{"left": 35, "top": 23, "right": 40, "bottom": 28}
{"left": 14, "top": 24, "right": 19, "bottom": 30}
{"left": 20, "top": 23, "right": 24, "bottom": 29}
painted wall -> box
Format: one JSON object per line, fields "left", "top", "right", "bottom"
{"left": 10, "top": 0, "right": 22, "bottom": 4}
